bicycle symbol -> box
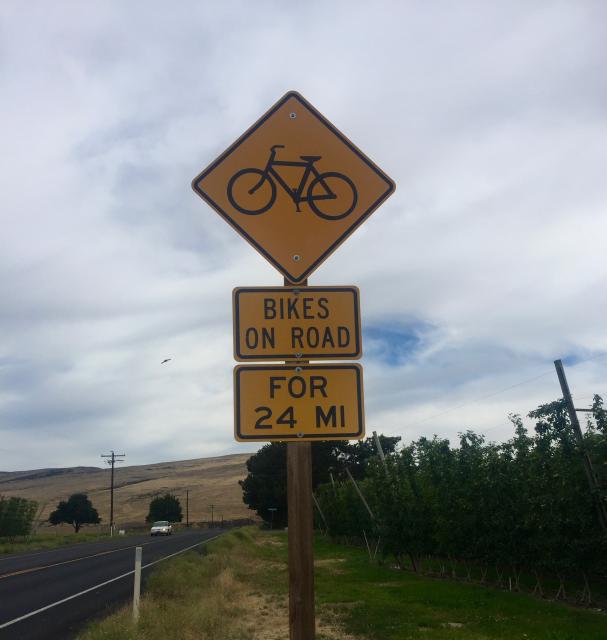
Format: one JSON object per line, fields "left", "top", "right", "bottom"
{"left": 227, "top": 145, "right": 358, "bottom": 220}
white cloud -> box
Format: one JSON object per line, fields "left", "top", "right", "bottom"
{"left": 1, "top": 1, "right": 606, "bottom": 469}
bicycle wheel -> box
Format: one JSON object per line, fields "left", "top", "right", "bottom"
{"left": 307, "top": 172, "right": 358, "bottom": 220}
{"left": 227, "top": 168, "right": 276, "bottom": 215}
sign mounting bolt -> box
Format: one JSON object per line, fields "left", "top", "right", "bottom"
{"left": 295, "top": 366, "right": 303, "bottom": 372}
{"left": 297, "top": 432, "right": 304, "bottom": 438}
{"left": 289, "top": 112, "right": 297, "bottom": 119}
{"left": 293, "top": 254, "right": 301, "bottom": 262}
{"left": 295, "top": 352, "right": 303, "bottom": 359}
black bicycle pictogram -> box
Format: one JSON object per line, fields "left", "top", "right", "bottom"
{"left": 227, "top": 145, "right": 358, "bottom": 220}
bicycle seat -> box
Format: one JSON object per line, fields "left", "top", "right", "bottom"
{"left": 299, "top": 155, "right": 322, "bottom": 162}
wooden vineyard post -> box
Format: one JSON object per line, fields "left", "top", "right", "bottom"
{"left": 554, "top": 359, "right": 607, "bottom": 533}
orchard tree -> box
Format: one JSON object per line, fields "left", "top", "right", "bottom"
{"left": 49, "top": 494, "right": 100, "bottom": 532}
{"left": 314, "top": 395, "right": 607, "bottom": 596}
{"left": 146, "top": 493, "right": 182, "bottom": 523}
{"left": 346, "top": 434, "right": 400, "bottom": 480}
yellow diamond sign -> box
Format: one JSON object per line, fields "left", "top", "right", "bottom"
{"left": 192, "top": 91, "right": 395, "bottom": 283}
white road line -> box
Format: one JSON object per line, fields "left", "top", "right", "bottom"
{"left": 0, "top": 541, "right": 158, "bottom": 580}
{"left": 0, "top": 534, "right": 222, "bottom": 630}
{"left": 0, "top": 534, "right": 172, "bottom": 564}
{"left": 0, "top": 535, "right": 185, "bottom": 580}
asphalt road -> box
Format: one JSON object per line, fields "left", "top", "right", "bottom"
{"left": 0, "top": 528, "right": 223, "bottom": 640}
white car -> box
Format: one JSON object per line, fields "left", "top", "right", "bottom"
{"left": 150, "top": 520, "right": 172, "bottom": 536}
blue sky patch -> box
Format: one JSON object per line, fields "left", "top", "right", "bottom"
{"left": 561, "top": 353, "right": 583, "bottom": 367}
{"left": 364, "top": 322, "right": 431, "bottom": 366}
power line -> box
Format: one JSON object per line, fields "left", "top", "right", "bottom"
{"left": 405, "top": 351, "right": 607, "bottom": 432}
{"left": 407, "top": 370, "right": 553, "bottom": 429}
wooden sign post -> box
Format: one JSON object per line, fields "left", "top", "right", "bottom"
{"left": 288, "top": 440, "right": 315, "bottom": 638}
{"left": 287, "top": 275, "right": 314, "bottom": 638}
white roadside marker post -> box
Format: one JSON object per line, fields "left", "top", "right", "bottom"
{"left": 133, "top": 546, "right": 142, "bottom": 622}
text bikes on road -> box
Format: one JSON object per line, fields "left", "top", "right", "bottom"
{"left": 233, "top": 286, "right": 361, "bottom": 361}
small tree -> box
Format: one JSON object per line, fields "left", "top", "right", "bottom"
{"left": 0, "top": 496, "right": 38, "bottom": 539}
{"left": 49, "top": 494, "right": 100, "bottom": 532}
{"left": 146, "top": 493, "right": 182, "bottom": 523}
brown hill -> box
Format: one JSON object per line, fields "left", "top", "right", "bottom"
{"left": 0, "top": 454, "right": 253, "bottom": 528}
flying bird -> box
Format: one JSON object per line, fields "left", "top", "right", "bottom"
{"left": 161, "top": 358, "right": 172, "bottom": 364}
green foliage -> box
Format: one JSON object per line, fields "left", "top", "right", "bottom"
{"left": 240, "top": 435, "right": 400, "bottom": 526}
{"left": 49, "top": 493, "right": 101, "bottom": 532}
{"left": 0, "top": 496, "right": 38, "bottom": 539}
{"left": 591, "top": 394, "right": 607, "bottom": 434}
{"left": 316, "top": 397, "right": 607, "bottom": 583}
{"left": 316, "top": 478, "right": 373, "bottom": 538}
{"left": 146, "top": 493, "right": 183, "bottom": 523}
{"left": 240, "top": 442, "right": 288, "bottom": 527}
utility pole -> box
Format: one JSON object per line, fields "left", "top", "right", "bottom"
{"left": 101, "top": 450, "right": 126, "bottom": 536}
{"left": 186, "top": 489, "right": 189, "bottom": 527}
{"left": 554, "top": 359, "right": 607, "bottom": 534}
{"left": 209, "top": 504, "right": 215, "bottom": 527}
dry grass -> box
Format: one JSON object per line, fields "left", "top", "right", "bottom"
{"left": 78, "top": 527, "right": 364, "bottom": 640}
{"left": 0, "top": 453, "right": 252, "bottom": 528}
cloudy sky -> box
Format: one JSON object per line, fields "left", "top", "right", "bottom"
{"left": 1, "top": 1, "right": 606, "bottom": 471}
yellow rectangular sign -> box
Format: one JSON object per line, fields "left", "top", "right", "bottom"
{"left": 233, "top": 286, "right": 361, "bottom": 361}
{"left": 234, "top": 364, "right": 364, "bottom": 441}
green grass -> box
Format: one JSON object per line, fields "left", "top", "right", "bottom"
{"left": 310, "top": 536, "right": 606, "bottom": 639}
{"left": 0, "top": 528, "right": 144, "bottom": 555}
{"left": 79, "top": 528, "right": 606, "bottom": 640}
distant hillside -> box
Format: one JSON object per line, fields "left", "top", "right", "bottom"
{"left": 0, "top": 467, "right": 101, "bottom": 482}
{"left": 0, "top": 454, "right": 253, "bottom": 527}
